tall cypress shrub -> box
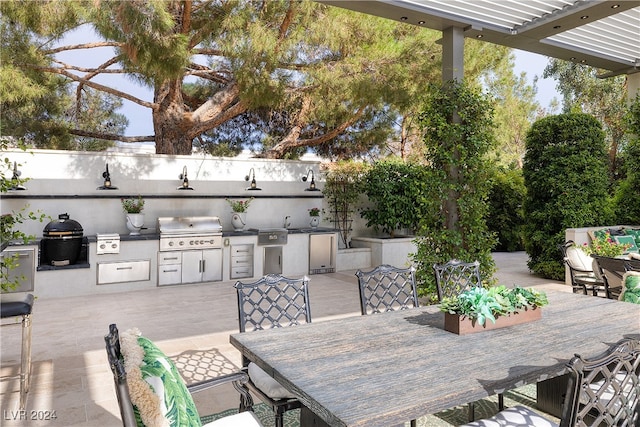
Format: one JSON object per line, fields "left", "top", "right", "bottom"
{"left": 412, "top": 81, "right": 497, "bottom": 300}
{"left": 613, "top": 95, "right": 640, "bottom": 224}
{"left": 523, "top": 113, "right": 611, "bottom": 279}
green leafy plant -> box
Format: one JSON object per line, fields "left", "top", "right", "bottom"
{"left": 322, "top": 161, "right": 369, "bottom": 248}
{"left": 1, "top": 141, "right": 48, "bottom": 291}
{"left": 439, "top": 286, "right": 548, "bottom": 326}
{"left": 359, "top": 157, "right": 429, "bottom": 237}
{"left": 523, "top": 113, "right": 611, "bottom": 280}
{"left": 411, "top": 81, "right": 497, "bottom": 301}
{"left": 226, "top": 198, "right": 253, "bottom": 213}
{"left": 121, "top": 195, "right": 145, "bottom": 214}
{"left": 308, "top": 207, "right": 321, "bottom": 217}
{"left": 581, "top": 233, "right": 629, "bottom": 258}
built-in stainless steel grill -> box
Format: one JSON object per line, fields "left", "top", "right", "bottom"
{"left": 158, "top": 216, "right": 223, "bottom": 252}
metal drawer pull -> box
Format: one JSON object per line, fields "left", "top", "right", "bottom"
{"left": 116, "top": 266, "right": 133, "bottom": 270}
{"left": 163, "top": 268, "right": 179, "bottom": 273}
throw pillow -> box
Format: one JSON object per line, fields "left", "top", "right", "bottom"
{"left": 614, "top": 235, "right": 639, "bottom": 254}
{"left": 247, "top": 362, "right": 296, "bottom": 400}
{"left": 619, "top": 271, "right": 640, "bottom": 304}
{"left": 120, "top": 328, "right": 202, "bottom": 427}
{"left": 623, "top": 229, "right": 640, "bottom": 247}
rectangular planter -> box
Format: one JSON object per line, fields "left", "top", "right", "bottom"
{"left": 444, "top": 308, "right": 542, "bottom": 335}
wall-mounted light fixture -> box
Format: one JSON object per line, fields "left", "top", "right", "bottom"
{"left": 302, "top": 170, "right": 320, "bottom": 191}
{"left": 178, "top": 166, "right": 194, "bottom": 190}
{"left": 245, "top": 168, "right": 261, "bottom": 190}
{"left": 97, "top": 163, "right": 118, "bottom": 190}
{"left": 8, "top": 162, "right": 26, "bottom": 191}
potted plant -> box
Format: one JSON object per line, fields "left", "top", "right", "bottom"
{"left": 308, "top": 207, "right": 321, "bottom": 228}
{"left": 581, "top": 232, "right": 630, "bottom": 258}
{"left": 227, "top": 198, "right": 253, "bottom": 231}
{"left": 121, "top": 196, "right": 145, "bottom": 235}
{"left": 439, "top": 286, "right": 548, "bottom": 335}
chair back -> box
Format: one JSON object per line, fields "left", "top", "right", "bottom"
{"left": 625, "top": 259, "right": 640, "bottom": 272}
{"left": 593, "top": 255, "right": 627, "bottom": 289}
{"left": 433, "top": 259, "right": 482, "bottom": 301}
{"left": 355, "top": 264, "right": 418, "bottom": 315}
{"left": 560, "top": 338, "right": 640, "bottom": 427}
{"left": 235, "top": 274, "right": 311, "bottom": 332}
{"left": 562, "top": 241, "right": 595, "bottom": 273}
{"left": 104, "top": 324, "right": 137, "bottom": 427}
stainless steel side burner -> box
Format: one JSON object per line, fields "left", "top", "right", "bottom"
{"left": 96, "top": 233, "right": 120, "bottom": 255}
{"left": 158, "top": 216, "right": 223, "bottom": 252}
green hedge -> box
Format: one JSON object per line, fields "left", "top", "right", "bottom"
{"left": 523, "top": 113, "right": 612, "bottom": 279}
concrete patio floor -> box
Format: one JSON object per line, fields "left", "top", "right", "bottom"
{"left": 0, "top": 252, "right": 568, "bottom": 426}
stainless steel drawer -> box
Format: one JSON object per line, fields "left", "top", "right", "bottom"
{"left": 158, "top": 252, "right": 182, "bottom": 265}
{"left": 98, "top": 260, "right": 150, "bottom": 285}
{"left": 158, "top": 264, "right": 182, "bottom": 286}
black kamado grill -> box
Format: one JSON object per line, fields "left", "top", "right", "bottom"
{"left": 41, "top": 213, "right": 84, "bottom": 266}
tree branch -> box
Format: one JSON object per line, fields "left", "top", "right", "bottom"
{"left": 266, "top": 104, "right": 367, "bottom": 158}
{"left": 69, "top": 129, "right": 155, "bottom": 143}
{"left": 43, "top": 41, "right": 122, "bottom": 54}
{"left": 28, "top": 65, "right": 156, "bottom": 110}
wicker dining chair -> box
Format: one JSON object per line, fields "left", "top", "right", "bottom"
{"left": 355, "top": 264, "right": 419, "bottom": 315}
{"left": 104, "top": 324, "right": 261, "bottom": 427}
{"left": 461, "top": 337, "right": 640, "bottom": 427}
{"left": 235, "top": 274, "right": 312, "bottom": 427}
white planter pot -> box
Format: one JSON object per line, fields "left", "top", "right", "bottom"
{"left": 310, "top": 217, "right": 320, "bottom": 228}
{"left": 231, "top": 212, "right": 247, "bottom": 231}
{"left": 126, "top": 213, "right": 145, "bottom": 235}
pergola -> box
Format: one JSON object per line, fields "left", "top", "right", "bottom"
{"left": 322, "top": 0, "right": 640, "bottom": 101}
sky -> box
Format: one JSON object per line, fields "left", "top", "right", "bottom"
{"left": 57, "top": 27, "right": 561, "bottom": 138}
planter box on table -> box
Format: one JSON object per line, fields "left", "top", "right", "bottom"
{"left": 444, "top": 308, "right": 542, "bottom": 335}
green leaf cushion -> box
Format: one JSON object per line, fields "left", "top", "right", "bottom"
{"left": 623, "top": 229, "right": 640, "bottom": 247}
{"left": 620, "top": 272, "right": 640, "bottom": 303}
{"left": 614, "top": 235, "right": 639, "bottom": 254}
{"left": 619, "top": 271, "right": 640, "bottom": 304}
{"left": 120, "top": 328, "right": 201, "bottom": 427}
{"left": 592, "top": 228, "right": 609, "bottom": 240}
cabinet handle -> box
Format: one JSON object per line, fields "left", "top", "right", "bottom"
{"left": 201, "top": 259, "right": 206, "bottom": 272}
{"left": 117, "top": 266, "right": 133, "bottom": 270}
{"left": 163, "top": 268, "right": 178, "bottom": 273}
{"left": 164, "top": 256, "right": 179, "bottom": 261}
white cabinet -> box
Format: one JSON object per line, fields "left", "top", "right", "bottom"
{"left": 181, "top": 249, "right": 222, "bottom": 284}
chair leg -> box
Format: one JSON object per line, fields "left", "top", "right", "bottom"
{"left": 275, "top": 411, "right": 284, "bottom": 427}
{"left": 410, "top": 419, "right": 416, "bottom": 427}
{"left": 20, "top": 314, "right": 33, "bottom": 410}
{"left": 498, "top": 393, "right": 504, "bottom": 411}
{"left": 468, "top": 401, "right": 475, "bottom": 422}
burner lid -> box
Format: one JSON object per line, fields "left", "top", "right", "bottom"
{"left": 158, "top": 216, "right": 222, "bottom": 235}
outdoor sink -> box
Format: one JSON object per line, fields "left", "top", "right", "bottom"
{"left": 287, "top": 227, "right": 332, "bottom": 233}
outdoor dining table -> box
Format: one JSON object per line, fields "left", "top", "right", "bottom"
{"left": 230, "top": 290, "right": 640, "bottom": 427}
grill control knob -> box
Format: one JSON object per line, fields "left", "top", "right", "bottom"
{"left": 111, "top": 244, "right": 117, "bottom": 249}
{"left": 179, "top": 241, "right": 184, "bottom": 246}
{"left": 169, "top": 241, "right": 174, "bottom": 246}
{"left": 99, "top": 244, "right": 106, "bottom": 249}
